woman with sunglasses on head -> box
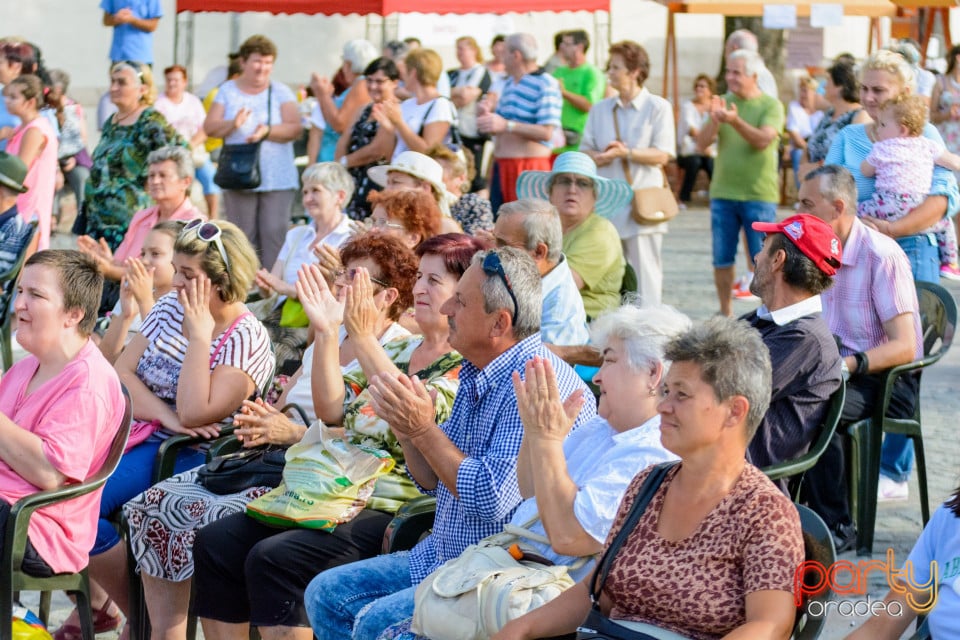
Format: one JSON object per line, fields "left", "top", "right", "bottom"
{"left": 79, "top": 60, "right": 185, "bottom": 251}
{"left": 337, "top": 57, "right": 401, "bottom": 221}
{"left": 2, "top": 74, "right": 58, "bottom": 251}
{"left": 190, "top": 233, "right": 485, "bottom": 640}
{"left": 204, "top": 34, "right": 303, "bottom": 270}
{"left": 51, "top": 219, "right": 275, "bottom": 640}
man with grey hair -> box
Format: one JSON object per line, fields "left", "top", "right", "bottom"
{"left": 304, "top": 246, "right": 596, "bottom": 640}
{"left": 798, "top": 164, "right": 922, "bottom": 551}
{"left": 724, "top": 28, "right": 778, "bottom": 98}
{"left": 698, "top": 48, "right": 784, "bottom": 317}
{"left": 494, "top": 198, "right": 588, "bottom": 347}
{"left": 477, "top": 32, "right": 562, "bottom": 212}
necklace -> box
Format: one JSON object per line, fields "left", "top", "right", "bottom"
{"left": 113, "top": 106, "right": 140, "bottom": 123}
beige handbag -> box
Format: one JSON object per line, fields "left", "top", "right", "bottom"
{"left": 410, "top": 516, "right": 586, "bottom": 640}
{"left": 612, "top": 105, "right": 680, "bottom": 225}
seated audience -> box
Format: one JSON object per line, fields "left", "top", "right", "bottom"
{"left": 366, "top": 189, "right": 441, "bottom": 250}
{"left": 303, "top": 247, "right": 597, "bottom": 639}
{"left": 426, "top": 144, "right": 493, "bottom": 235}
{"left": 742, "top": 214, "right": 843, "bottom": 475}
{"left": 0, "top": 152, "right": 35, "bottom": 272}
{"left": 492, "top": 316, "right": 805, "bottom": 640}
{"left": 367, "top": 150, "right": 461, "bottom": 231}
{"left": 492, "top": 199, "right": 588, "bottom": 348}
{"left": 516, "top": 151, "right": 631, "bottom": 319}
{"left": 98, "top": 220, "right": 182, "bottom": 364}
{"left": 190, "top": 234, "right": 486, "bottom": 640}
{"left": 52, "top": 220, "right": 275, "bottom": 640}
{"left": 0, "top": 250, "right": 125, "bottom": 578}
{"left": 251, "top": 162, "right": 360, "bottom": 368}
{"left": 378, "top": 303, "right": 690, "bottom": 638}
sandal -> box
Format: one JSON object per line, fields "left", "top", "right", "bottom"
{"left": 51, "top": 599, "right": 123, "bottom": 640}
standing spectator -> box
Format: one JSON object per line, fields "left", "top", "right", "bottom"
{"left": 337, "top": 57, "right": 401, "bottom": 220}
{"left": 697, "top": 49, "right": 784, "bottom": 317}
{"left": 0, "top": 152, "right": 35, "bottom": 272}
{"left": 101, "top": 0, "right": 162, "bottom": 66}
{"left": 800, "top": 61, "right": 868, "bottom": 179}
{"left": 891, "top": 39, "right": 935, "bottom": 107}
{"left": 676, "top": 73, "right": 716, "bottom": 205}
{"left": 3, "top": 74, "right": 58, "bottom": 251}
{"left": 0, "top": 41, "right": 50, "bottom": 152}
{"left": 43, "top": 69, "right": 92, "bottom": 224}
{"left": 203, "top": 53, "right": 243, "bottom": 158}
{"left": 309, "top": 40, "right": 376, "bottom": 163}
{"left": 378, "top": 48, "right": 455, "bottom": 162}
{"left": 786, "top": 77, "right": 824, "bottom": 189}
{"left": 448, "top": 36, "right": 492, "bottom": 193}
{"left": 426, "top": 144, "right": 494, "bottom": 235}
{"left": 477, "top": 33, "right": 561, "bottom": 212}
{"left": 154, "top": 65, "right": 220, "bottom": 217}
{"left": 486, "top": 35, "right": 508, "bottom": 85}
{"left": 725, "top": 29, "right": 778, "bottom": 98}
{"left": 552, "top": 29, "right": 606, "bottom": 156}
{"left": 580, "top": 40, "right": 675, "bottom": 306}
{"left": 930, "top": 43, "right": 960, "bottom": 275}
{"left": 204, "top": 35, "right": 303, "bottom": 269}
{"left": 542, "top": 32, "right": 566, "bottom": 75}
{"left": 82, "top": 61, "right": 184, "bottom": 250}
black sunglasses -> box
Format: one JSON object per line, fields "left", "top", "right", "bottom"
{"left": 481, "top": 252, "right": 519, "bottom": 326}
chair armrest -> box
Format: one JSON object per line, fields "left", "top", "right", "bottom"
{"left": 280, "top": 402, "right": 310, "bottom": 425}
{"left": 207, "top": 434, "right": 244, "bottom": 458}
{"left": 381, "top": 496, "right": 437, "bottom": 554}
{"left": 152, "top": 425, "right": 236, "bottom": 484}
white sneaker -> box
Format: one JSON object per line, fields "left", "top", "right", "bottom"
{"left": 877, "top": 476, "right": 909, "bottom": 502}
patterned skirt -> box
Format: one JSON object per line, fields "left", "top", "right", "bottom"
{"left": 123, "top": 467, "right": 273, "bottom": 582}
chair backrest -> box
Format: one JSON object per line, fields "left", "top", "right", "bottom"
{"left": 0, "top": 220, "right": 38, "bottom": 325}
{"left": 915, "top": 281, "right": 957, "bottom": 360}
{"left": 791, "top": 504, "right": 837, "bottom": 640}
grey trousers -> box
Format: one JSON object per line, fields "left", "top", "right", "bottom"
{"left": 223, "top": 189, "right": 296, "bottom": 268}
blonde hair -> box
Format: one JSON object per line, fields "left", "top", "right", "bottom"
{"left": 111, "top": 61, "right": 158, "bottom": 105}
{"left": 405, "top": 48, "right": 443, "bottom": 86}
{"left": 174, "top": 220, "right": 259, "bottom": 302}
{"left": 880, "top": 94, "right": 928, "bottom": 137}
{"left": 456, "top": 36, "right": 484, "bottom": 64}
{"left": 861, "top": 49, "right": 916, "bottom": 94}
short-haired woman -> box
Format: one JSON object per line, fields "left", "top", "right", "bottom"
{"left": 676, "top": 73, "right": 716, "bottom": 205}
{"left": 493, "top": 316, "right": 805, "bottom": 640}
{"left": 204, "top": 34, "right": 303, "bottom": 269}
{"left": 367, "top": 188, "right": 442, "bottom": 249}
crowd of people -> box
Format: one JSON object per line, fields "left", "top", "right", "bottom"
{"left": 0, "top": 11, "right": 959, "bottom": 640}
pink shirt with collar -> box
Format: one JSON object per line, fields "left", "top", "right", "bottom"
{"left": 113, "top": 198, "right": 203, "bottom": 263}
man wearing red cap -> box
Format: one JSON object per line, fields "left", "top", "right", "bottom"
{"left": 797, "top": 165, "right": 922, "bottom": 552}
{"left": 742, "top": 214, "right": 843, "bottom": 488}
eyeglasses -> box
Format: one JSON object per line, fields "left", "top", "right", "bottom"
{"left": 334, "top": 267, "right": 390, "bottom": 288}
{"left": 481, "top": 251, "right": 519, "bottom": 326}
{"left": 180, "top": 218, "right": 231, "bottom": 270}
{"left": 553, "top": 175, "right": 594, "bottom": 191}
{"left": 370, "top": 217, "right": 407, "bottom": 231}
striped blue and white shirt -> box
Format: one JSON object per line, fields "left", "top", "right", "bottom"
{"left": 496, "top": 70, "right": 562, "bottom": 147}
{"left": 407, "top": 332, "right": 596, "bottom": 583}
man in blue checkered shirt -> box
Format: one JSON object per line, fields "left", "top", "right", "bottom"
{"left": 304, "top": 247, "right": 596, "bottom": 640}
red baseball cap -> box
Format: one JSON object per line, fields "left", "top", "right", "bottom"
{"left": 752, "top": 214, "right": 842, "bottom": 276}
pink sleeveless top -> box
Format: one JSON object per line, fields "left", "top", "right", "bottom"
{"left": 7, "top": 116, "right": 59, "bottom": 250}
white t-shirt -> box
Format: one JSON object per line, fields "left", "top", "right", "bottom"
{"left": 392, "top": 96, "right": 458, "bottom": 161}
{"left": 154, "top": 92, "right": 207, "bottom": 140}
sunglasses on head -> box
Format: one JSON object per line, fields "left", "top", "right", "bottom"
{"left": 115, "top": 60, "right": 145, "bottom": 81}
{"left": 180, "top": 218, "right": 231, "bottom": 270}
{"left": 481, "top": 251, "right": 519, "bottom": 326}
{"left": 334, "top": 267, "right": 390, "bottom": 288}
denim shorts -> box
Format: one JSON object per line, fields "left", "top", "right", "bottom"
{"left": 195, "top": 159, "right": 222, "bottom": 196}
{"left": 710, "top": 198, "right": 777, "bottom": 268}
{"left": 896, "top": 233, "right": 939, "bottom": 284}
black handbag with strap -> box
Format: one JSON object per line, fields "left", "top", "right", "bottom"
{"left": 214, "top": 84, "right": 272, "bottom": 190}
{"left": 575, "top": 462, "right": 679, "bottom": 640}
{"left": 196, "top": 446, "right": 286, "bottom": 495}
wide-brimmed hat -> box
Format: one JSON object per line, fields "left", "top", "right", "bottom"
{"left": 368, "top": 151, "right": 447, "bottom": 201}
{"left": 0, "top": 152, "right": 29, "bottom": 194}
{"left": 753, "top": 214, "right": 842, "bottom": 276}
{"left": 515, "top": 151, "right": 633, "bottom": 219}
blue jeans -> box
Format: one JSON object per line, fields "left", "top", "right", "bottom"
{"left": 305, "top": 552, "right": 415, "bottom": 640}
{"left": 194, "top": 159, "right": 222, "bottom": 196}
{"left": 93, "top": 435, "right": 206, "bottom": 554}
{"left": 710, "top": 199, "right": 777, "bottom": 268}
{"left": 879, "top": 233, "right": 939, "bottom": 482}
{"left": 790, "top": 147, "right": 803, "bottom": 189}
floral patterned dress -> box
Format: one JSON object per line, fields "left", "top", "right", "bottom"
{"left": 82, "top": 108, "right": 185, "bottom": 249}
{"left": 344, "top": 103, "right": 388, "bottom": 221}
{"left": 805, "top": 107, "right": 862, "bottom": 164}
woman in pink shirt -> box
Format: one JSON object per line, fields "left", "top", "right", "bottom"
{"left": 2, "top": 74, "right": 58, "bottom": 251}
{"left": 0, "top": 250, "right": 125, "bottom": 576}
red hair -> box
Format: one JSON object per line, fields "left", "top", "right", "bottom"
{"left": 416, "top": 233, "right": 491, "bottom": 278}
{"left": 340, "top": 233, "right": 418, "bottom": 321}
{"left": 367, "top": 189, "right": 441, "bottom": 246}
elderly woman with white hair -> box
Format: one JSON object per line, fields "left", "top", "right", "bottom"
{"left": 376, "top": 303, "right": 691, "bottom": 640}
{"left": 494, "top": 316, "right": 805, "bottom": 640}
{"left": 309, "top": 39, "right": 378, "bottom": 163}
{"left": 252, "top": 161, "right": 360, "bottom": 367}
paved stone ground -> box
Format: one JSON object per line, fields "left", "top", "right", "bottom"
{"left": 19, "top": 202, "right": 959, "bottom": 639}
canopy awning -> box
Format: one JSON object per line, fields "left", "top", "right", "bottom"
{"left": 661, "top": 0, "right": 897, "bottom": 16}
{"left": 174, "top": 0, "right": 610, "bottom": 15}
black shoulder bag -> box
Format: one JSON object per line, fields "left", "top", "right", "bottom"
{"left": 214, "top": 84, "right": 272, "bottom": 190}
{"left": 575, "top": 461, "right": 679, "bottom": 640}
{"left": 419, "top": 97, "right": 463, "bottom": 151}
